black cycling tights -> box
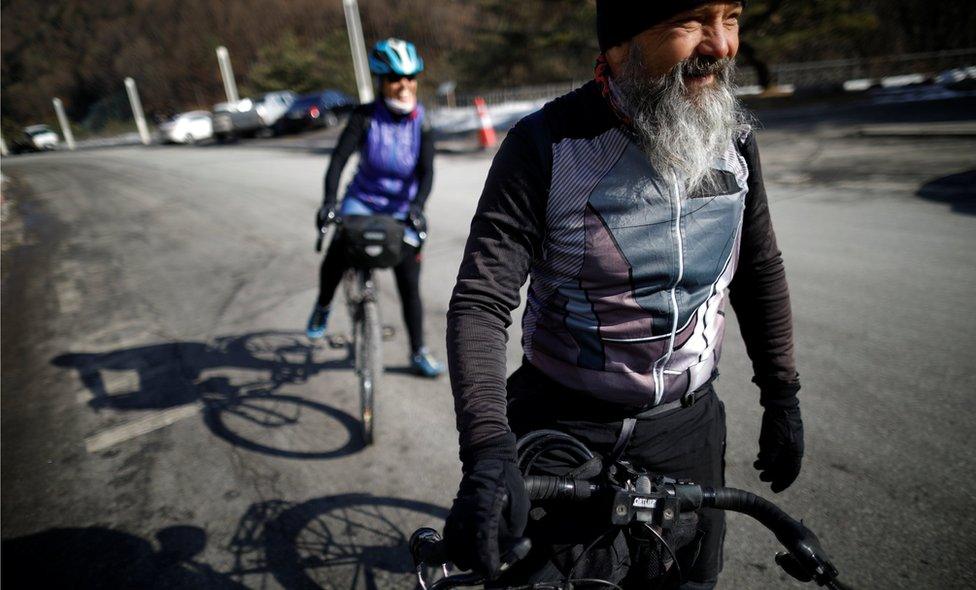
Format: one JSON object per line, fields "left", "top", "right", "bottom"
{"left": 317, "top": 237, "right": 425, "bottom": 353}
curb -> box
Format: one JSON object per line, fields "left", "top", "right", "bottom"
{"left": 856, "top": 123, "right": 976, "bottom": 139}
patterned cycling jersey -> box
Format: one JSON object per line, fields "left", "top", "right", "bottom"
{"left": 523, "top": 125, "right": 749, "bottom": 406}
{"left": 447, "top": 81, "right": 797, "bottom": 450}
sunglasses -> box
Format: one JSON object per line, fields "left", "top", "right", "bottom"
{"left": 384, "top": 74, "right": 417, "bottom": 83}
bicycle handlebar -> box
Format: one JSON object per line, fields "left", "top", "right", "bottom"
{"left": 703, "top": 487, "right": 844, "bottom": 589}
{"left": 524, "top": 474, "right": 602, "bottom": 501}
{"left": 314, "top": 212, "right": 426, "bottom": 253}
{"left": 412, "top": 477, "right": 848, "bottom": 590}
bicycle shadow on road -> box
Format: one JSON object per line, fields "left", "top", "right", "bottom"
{"left": 917, "top": 169, "right": 976, "bottom": 215}
{"left": 1, "top": 524, "right": 246, "bottom": 589}
{"left": 51, "top": 331, "right": 367, "bottom": 459}
{"left": 227, "top": 494, "right": 449, "bottom": 590}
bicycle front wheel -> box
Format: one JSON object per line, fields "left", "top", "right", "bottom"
{"left": 356, "top": 299, "right": 382, "bottom": 445}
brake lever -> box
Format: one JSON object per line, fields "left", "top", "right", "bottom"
{"left": 315, "top": 226, "right": 326, "bottom": 252}
{"left": 775, "top": 525, "right": 841, "bottom": 587}
{"left": 775, "top": 551, "right": 814, "bottom": 582}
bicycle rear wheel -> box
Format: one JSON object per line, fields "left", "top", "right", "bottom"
{"left": 356, "top": 298, "right": 382, "bottom": 445}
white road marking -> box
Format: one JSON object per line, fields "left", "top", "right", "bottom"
{"left": 84, "top": 403, "right": 201, "bottom": 453}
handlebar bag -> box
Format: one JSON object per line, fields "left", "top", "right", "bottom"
{"left": 341, "top": 215, "right": 404, "bottom": 269}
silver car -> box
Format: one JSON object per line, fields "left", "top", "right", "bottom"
{"left": 212, "top": 91, "right": 296, "bottom": 140}
{"left": 212, "top": 101, "right": 238, "bottom": 142}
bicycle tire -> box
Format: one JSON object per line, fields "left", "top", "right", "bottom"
{"left": 358, "top": 299, "right": 382, "bottom": 445}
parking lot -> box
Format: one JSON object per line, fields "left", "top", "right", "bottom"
{"left": 2, "top": 93, "right": 975, "bottom": 588}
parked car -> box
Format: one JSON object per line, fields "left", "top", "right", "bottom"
{"left": 10, "top": 124, "right": 60, "bottom": 153}
{"left": 157, "top": 110, "right": 213, "bottom": 144}
{"left": 212, "top": 91, "right": 296, "bottom": 140}
{"left": 278, "top": 90, "right": 355, "bottom": 133}
{"left": 212, "top": 102, "right": 236, "bottom": 142}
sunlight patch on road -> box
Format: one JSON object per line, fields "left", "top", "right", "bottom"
{"left": 84, "top": 403, "right": 201, "bottom": 453}
{"left": 55, "top": 278, "right": 82, "bottom": 314}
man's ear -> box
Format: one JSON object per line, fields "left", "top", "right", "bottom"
{"left": 605, "top": 42, "right": 631, "bottom": 78}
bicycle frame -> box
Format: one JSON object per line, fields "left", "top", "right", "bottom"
{"left": 343, "top": 267, "right": 377, "bottom": 312}
{"left": 343, "top": 268, "right": 381, "bottom": 445}
{"left": 316, "top": 212, "right": 422, "bottom": 446}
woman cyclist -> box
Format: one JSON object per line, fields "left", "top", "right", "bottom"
{"left": 307, "top": 38, "right": 443, "bottom": 378}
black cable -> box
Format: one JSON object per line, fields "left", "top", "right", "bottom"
{"left": 516, "top": 430, "right": 593, "bottom": 476}
{"left": 511, "top": 431, "right": 635, "bottom": 590}
{"left": 524, "top": 440, "right": 590, "bottom": 475}
{"left": 516, "top": 430, "right": 593, "bottom": 462}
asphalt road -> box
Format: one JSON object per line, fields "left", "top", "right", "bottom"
{"left": 2, "top": 99, "right": 975, "bottom": 589}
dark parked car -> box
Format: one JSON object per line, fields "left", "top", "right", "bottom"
{"left": 278, "top": 90, "right": 355, "bottom": 134}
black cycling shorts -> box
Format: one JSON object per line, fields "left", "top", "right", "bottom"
{"left": 498, "top": 361, "right": 727, "bottom": 589}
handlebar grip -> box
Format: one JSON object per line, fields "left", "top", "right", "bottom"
{"left": 409, "top": 529, "right": 530, "bottom": 590}
{"left": 704, "top": 487, "right": 841, "bottom": 587}
{"left": 409, "top": 527, "right": 447, "bottom": 567}
{"left": 523, "top": 475, "right": 600, "bottom": 501}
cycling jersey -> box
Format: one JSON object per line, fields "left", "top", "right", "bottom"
{"left": 447, "top": 81, "right": 798, "bottom": 451}
{"left": 323, "top": 101, "right": 434, "bottom": 216}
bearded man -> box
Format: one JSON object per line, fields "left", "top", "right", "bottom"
{"left": 442, "top": 2, "right": 804, "bottom": 588}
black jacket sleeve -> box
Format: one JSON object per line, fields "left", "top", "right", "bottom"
{"left": 446, "top": 117, "right": 551, "bottom": 463}
{"left": 728, "top": 132, "right": 800, "bottom": 403}
{"left": 322, "top": 105, "right": 371, "bottom": 208}
{"left": 412, "top": 120, "right": 435, "bottom": 211}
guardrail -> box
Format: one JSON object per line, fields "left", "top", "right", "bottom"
{"left": 738, "top": 48, "right": 976, "bottom": 88}
{"left": 437, "top": 49, "right": 976, "bottom": 107}
{"left": 451, "top": 81, "right": 582, "bottom": 108}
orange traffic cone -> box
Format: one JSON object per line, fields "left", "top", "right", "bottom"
{"left": 474, "top": 97, "right": 497, "bottom": 149}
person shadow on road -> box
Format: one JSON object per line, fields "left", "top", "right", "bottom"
{"left": 1, "top": 525, "right": 246, "bottom": 589}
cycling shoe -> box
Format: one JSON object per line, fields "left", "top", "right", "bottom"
{"left": 410, "top": 347, "right": 444, "bottom": 378}
{"left": 306, "top": 304, "right": 331, "bottom": 340}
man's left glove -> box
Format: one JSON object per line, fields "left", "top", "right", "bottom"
{"left": 444, "top": 434, "right": 529, "bottom": 579}
{"left": 754, "top": 392, "right": 804, "bottom": 493}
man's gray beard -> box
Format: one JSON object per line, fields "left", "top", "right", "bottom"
{"left": 615, "top": 49, "right": 750, "bottom": 194}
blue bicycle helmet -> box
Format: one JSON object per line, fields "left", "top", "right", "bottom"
{"left": 369, "top": 38, "right": 424, "bottom": 77}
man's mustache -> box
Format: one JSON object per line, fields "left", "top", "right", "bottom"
{"left": 680, "top": 55, "right": 734, "bottom": 78}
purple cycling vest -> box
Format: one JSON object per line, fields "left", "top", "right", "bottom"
{"left": 345, "top": 102, "right": 425, "bottom": 216}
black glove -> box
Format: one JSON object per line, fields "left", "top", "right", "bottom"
{"left": 316, "top": 205, "right": 337, "bottom": 231}
{"left": 754, "top": 396, "right": 804, "bottom": 493}
{"left": 444, "top": 435, "right": 529, "bottom": 579}
{"left": 407, "top": 205, "right": 428, "bottom": 241}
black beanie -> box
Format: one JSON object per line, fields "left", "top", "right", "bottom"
{"left": 597, "top": 1, "right": 745, "bottom": 51}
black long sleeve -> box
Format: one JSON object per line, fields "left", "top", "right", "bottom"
{"left": 322, "top": 105, "right": 371, "bottom": 207}
{"left": 413, "top": 122, "right": 435, "bottom": 210}
{"left": 728, "top": 133, "right": 800, "bottom": 399}
{"left": 446, "top": 118, "right": 550, "bottom": 459}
